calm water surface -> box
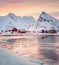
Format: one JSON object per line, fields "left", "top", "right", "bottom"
{"left": 0, "top": 35, "right": 59, "bottom": 65}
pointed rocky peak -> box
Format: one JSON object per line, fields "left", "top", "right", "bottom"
{"left": 38, "top": 11, "right": 58, "bottom": 22}
{"left": 41, "top": 11, "right": 47, "bottom": 15}
{"left": 38, "top": 11, "right": 50, "bottom": 22}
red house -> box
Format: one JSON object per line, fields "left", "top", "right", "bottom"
{"left": 12, "top": 28, "right": 17, "bottom": 31}
{"left": 49, "top": 30, "right": 56, "bottom": 34}
{"left": 17, "top": 30, "right": 27, "bottom": 33}
{"left": 41, "top": 29, "right": 56, "bottom": 34}
{"left": 9, "top": 28, "right": 27, "bottom": 33}
{"left": 9, "top": 28, "right": 17, "bottom": 33}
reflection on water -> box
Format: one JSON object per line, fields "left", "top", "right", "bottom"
{"left": 39, "top": 35, "right": 56, "bottom": 43}
{"left": 0, "top": 35, "right": 59, "bottom": 65}
{"left": 38, "top": 35, "right": 59, "bottom": 65}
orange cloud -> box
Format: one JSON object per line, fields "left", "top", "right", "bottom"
{"left": 50, "top": 12, "right": 59, "bottom": 20}
{"left": 0, "top": 0, "right": 59, "bottom": 20}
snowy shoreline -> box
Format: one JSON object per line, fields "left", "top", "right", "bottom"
{"left": 0, "top": 47, "right": 47, "bottom": 65}
{"left": 0, "top": 33, "right": 59, "bottom": 36}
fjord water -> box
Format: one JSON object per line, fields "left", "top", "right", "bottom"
{"left": 38, "top": 35, "right": 59, "bottom": 65}
{"left": 0, "top": 35, "right": 59, "bottom": 65}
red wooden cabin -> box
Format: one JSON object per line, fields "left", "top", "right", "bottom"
{"left": 17, "top": 30, "right": 27, "bottom": 33}
{"left": 41, "top": 29, "right": 56, "bottom": 34}
{"left": 9, "top": 28, "right": 17, "bottom": 33}
{"left": 49, "top": 30, "right": 56, "bottom": 34}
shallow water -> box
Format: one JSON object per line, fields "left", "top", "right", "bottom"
{"left": 0, "top": 35, "right": 59, "bottom": 65}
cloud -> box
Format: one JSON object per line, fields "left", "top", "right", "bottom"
{"left": 0, "top": 0, "right": 59, "bottom": 5}
{"left": 35, "top": 0, "right": 59, "bottom": 2}
{"left": 1, "top": 0, "right": 59, "bottom": 3}
{"left": 51, "top": 12, "right": 59, "bottom": 16}
{"left": 0, "top": 0, "right": 30, "bottom": 3}
{"left": 33, "top": 0, "right": 59, "bottom": 5}
{"left": 50, "top": 12, "right": 59, "bottom": 20}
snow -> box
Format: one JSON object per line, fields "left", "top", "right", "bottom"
{"left": 28, "top": 11, "right": 59, "bottom": 32}
{"left": 0, "top": 13, "right": 35, "bottom": 31}
{"left": 0, "top": 12, "right": 59, "bottom": 32}
{"left": 37, "top": 11, "right": 59, "bottom": 30}
{"left": 0, "top": 47, "right": 47, "bottom": 65}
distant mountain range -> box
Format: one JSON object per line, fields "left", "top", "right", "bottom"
{"left": 0, "top": 11, "right": 59, "bottom": 32}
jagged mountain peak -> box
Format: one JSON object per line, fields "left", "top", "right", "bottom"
{"left": 38, "top": 11, "right": 59, "bottom": 22}
{"left": 41, "top": 11, "right": 47, "bottom": 15}
{"left": 31, "top": 11, "right": 59, "bottom": 31}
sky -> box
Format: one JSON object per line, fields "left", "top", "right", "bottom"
{"left": 0, "top": 0, "right": 59, "bottom": 20}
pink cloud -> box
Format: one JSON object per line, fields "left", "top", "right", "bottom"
{"left": 0, "top": 0, "right": 29, "bottom": 3}
{"left": 0, "top": 0, "right": 59, "bottom": 4}
{"left": 51, "top": 12, "right": 59, "bottom": 16}
{"left": 50, "top": 12, "right": 59, "bottom": 20}
{"left": 0, "top": 0, "right": 28, "bottom": 3}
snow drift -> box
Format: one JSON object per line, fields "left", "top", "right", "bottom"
{"left": 0, "top": 47, "right": 47, "bottom": 65}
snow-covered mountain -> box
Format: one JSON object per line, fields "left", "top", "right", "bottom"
{"left": 28, "top": 11, "right": 59, "bottom": 32}
{"left": 37, "top": 12, "right": 59, "bottom": 30}
{"left": 0, "top": 12, "right": 59, "bottom": 32}
{"left": 0, "top": 13, "right": 35, "bottom": 31}
{"left": 0, "top": 47, "right": 47, "bottom": 65}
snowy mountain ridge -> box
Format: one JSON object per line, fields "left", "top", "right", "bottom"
{"left": 0, "top": 13, "right": 35, "bottom": 31}
{"left": 0, "top": 12, "right": 59, "bottom": 32}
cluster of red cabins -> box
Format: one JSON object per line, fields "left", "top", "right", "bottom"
{"left": 9, "top": 28, "right": 27, "bottom": 34}
{"left": 41, "top": 29, "right": 57, "bottom": 34}
{"left": 1, "top": 28, "right": 57, "bottom": 34}
{"left": 8, "top": 27, "right": 57, "bottom": 34}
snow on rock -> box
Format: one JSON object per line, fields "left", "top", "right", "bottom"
{"left": 0, "top": 47, "right": 47, "bottom": 65}
{"left": 0, "top": 13, "right": 35, "bottom": 31}
{"left": 37, "top": 11, "right": 59, "bottom": 30}
{"left": 0, "top": 12, "right": 59, "bottom": 32}
{"left": 28, "top": 11, "right": 59, "bottom": 32}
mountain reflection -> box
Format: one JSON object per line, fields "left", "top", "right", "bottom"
{"left": 38, "top": 35, "right": 59, "bottom": 64}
